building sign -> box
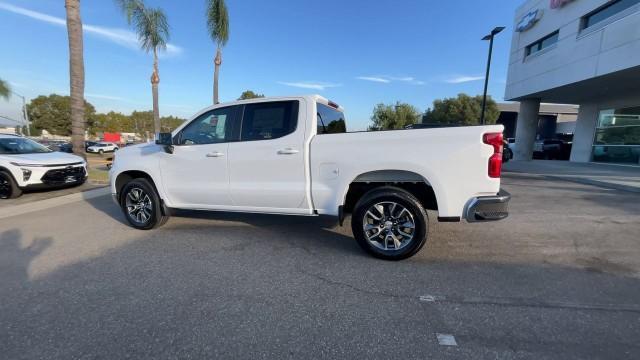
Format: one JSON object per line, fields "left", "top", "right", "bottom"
{"left": 550, "top": 0, "right": 575, "bottom": 9}
{"left": 516, "top": 9, "right": 543, "bottom": 32}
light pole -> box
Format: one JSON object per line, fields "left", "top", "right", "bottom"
{"left": 9, "top": 90, "right": 31, "bottom": 136}
{"left": 480, "top": 26, "right": 505, "bottom": 125}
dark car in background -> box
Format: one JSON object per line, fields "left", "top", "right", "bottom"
{"left": 57, "top": 143, "right": 73, "bottom": 153}
{"left": 533, "top": 133, "right": 573, "bottom": 160}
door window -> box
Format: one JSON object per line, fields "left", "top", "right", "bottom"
{"left": 317, "top": 103, "right": 347, "bottom": 134}
{"left": 179, "top": 106, "right": 237, "bottom": 145}
{"left": 240, "top": 101, "right": 299, "bottom": 141}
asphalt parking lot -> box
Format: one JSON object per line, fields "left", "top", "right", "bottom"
{"left": 1, "top": 173, "right": 639, "bottom": 359}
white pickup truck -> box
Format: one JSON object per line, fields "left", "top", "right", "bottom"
{"left": 109, "top": 95, "right": 510, "bottom": 260}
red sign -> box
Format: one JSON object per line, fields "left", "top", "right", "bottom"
{"left": 103, "top": 132, "right": 121, "bottom": 143}
{"left": 550, "top": 0, "right": 574, "bottom": 9}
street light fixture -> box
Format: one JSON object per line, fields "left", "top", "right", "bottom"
{"left": 480, "top": 26, "right": 505, "bottom": 125}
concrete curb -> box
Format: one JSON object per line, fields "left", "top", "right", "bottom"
{"left": 504, "top": 171, "right": 640, "bottom": 193}
{"left": 0, "top": 187, "right": 111, "bottom": 220}
{"left": 544, "top": 175, "right": 640, "bottom": 194}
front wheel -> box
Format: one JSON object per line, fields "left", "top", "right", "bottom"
{"left": 0, "top": 171, "right": 22, "bottom": 199}
{"left": 351, "top": 187, "right": 428, "bottom": 260}
{"left": 120, "top": 178, "right": 169, "bottom": 230}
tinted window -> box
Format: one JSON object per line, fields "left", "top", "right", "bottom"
{"left": 179, "top": 106, "right": 236, "bottom": 145}
{"left": 241, "top": 101, "right": 298, "bottom": 141}
{"left": 526, "top": 31, "right": 559, "bottom": 57}
{"left": 317, "top": 103, "right": 347, "bottom": 134}
{"left": 583, "top": 0, "right": 640, "bottom": 29}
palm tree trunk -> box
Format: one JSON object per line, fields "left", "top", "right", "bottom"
{"left": 151, "top": 47, "right": 160, "bottom": 136}
{"left": 213, "top": 47, "right": 221, "bottom": 104}
{"left": 65, "top": 0, "right": 85, "bottom": 158}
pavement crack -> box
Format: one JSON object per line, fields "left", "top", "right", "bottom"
{"left": 297, "top": 267, "right": 410, "bottom": 300}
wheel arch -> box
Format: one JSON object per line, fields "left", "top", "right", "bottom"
{"left": 115, "top": 170, "right": 162, "bottom": 203}
{"left": 340, "top": 170, "right": 439, "bottom": 215}
{"left": 0, "top": 165, "right": 19, "bottom": 183}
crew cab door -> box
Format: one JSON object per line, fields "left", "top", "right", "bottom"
{"left": 159, "top": 105, "right": 239, "bottom": 207}
{"left": 227, "top": 100, "right": 309, "bottom": 212}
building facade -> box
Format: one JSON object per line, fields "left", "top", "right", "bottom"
{"left": 506, "top": 0, "right": 640, "bottom": 164}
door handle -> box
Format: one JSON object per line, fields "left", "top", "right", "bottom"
{"left": 277, "top": 148, "right": 299, "bottom": 155}
{"left": 206, "top": 151, "right": 225, "bottom": 158}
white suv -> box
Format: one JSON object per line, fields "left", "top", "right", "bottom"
{"left": 87, "top": 142, "right": 119, "bottom": 154}
{"left": 0, "top": 134, "right": 87, "bottom": 199}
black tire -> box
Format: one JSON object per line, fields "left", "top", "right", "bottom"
{"left": 0, "top": 170, "right": 22, "bottom": 199}
{"left": 351, "top": 186, "right": 428, "bottom": 260}
{"left": 98, "top": 149, "right": 104, "bottom": 155}
{"left": 503, "top": 148, "right": 513, "bottom": 163}
{"left": 120, "top": 178, "right": 169, "bottom": 230}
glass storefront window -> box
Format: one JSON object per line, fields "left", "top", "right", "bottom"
{"left": 592, "top": 106, "right": 640, "bottom": 164}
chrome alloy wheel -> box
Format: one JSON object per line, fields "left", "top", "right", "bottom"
{"left": 125, "top": 187, "right": 153, "bottom": 224}
{"left": 363, "top": 201, "right": 416, "bottom": 251}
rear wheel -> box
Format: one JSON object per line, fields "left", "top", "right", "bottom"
{"left": 0, "top": 171, "right": 22, "bottom": 199}
{"left": 120, "top": 178, "right": 168, "bottom": 230}
{"left": 351, "top": 187, "right": 428, "bottom": 260}
{"left": 98, "top": 149, "right": 104, "bottom": 155}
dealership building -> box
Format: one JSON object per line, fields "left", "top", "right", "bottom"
{"left": 506, "top": 0, "right": 640, "bottom": 164}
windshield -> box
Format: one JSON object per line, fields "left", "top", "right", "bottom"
{"left": 0, "top": 137, "right": 53, "bottom": 154}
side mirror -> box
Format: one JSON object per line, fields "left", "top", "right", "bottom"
{"left": 155, "top": 133, "right": 174, "bottom": 154}
{"left": 155, "top": 133, "right": 173, "bottom": 146}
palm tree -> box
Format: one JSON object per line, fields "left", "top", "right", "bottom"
{"left": 117, "top": 0, "right": 169, "bottom": 136}
{"left": 206, "top": 0, "right": 229, "bottom": 104}
{"left": 0, "top": 78, "right": 10, "bottom": 100}
{"left": 65, "top": 0, "right": 86, "bottom": 156}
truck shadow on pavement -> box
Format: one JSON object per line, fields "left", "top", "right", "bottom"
{"left": 2, "top": 225, "right": 640, "bottom": 359}
{"left": 83, "top": 194, "right": 365, "bottom": 257}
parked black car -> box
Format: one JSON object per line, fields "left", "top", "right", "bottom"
{"left": 534, "top": 133, "right": 573, "bottom": 160}
{"left": 58, "top": 142, "right": 73, "bottom": 153}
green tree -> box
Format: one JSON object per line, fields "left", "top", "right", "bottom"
{"left": 0, "top": 78, "right": 10, "bottom": 100}
{"left": 92, "top": 111, "right": 131, "bottom": 134}
{"left": 207, "top": 0, "right": 229, "bottom": 104}
{"left": 161, "top": 115, "right": 185, "bottom": 132}
{"left": 117, "top": 0, "right": 170, "bottom": 136}
{"left": 369, "top": 102, "right": 420, "bottom": 130}
{"left": 91, "top": 110, "right": 184, "bottom": 136}
{"left": 65, "top": 0, "right": 87, "bottom": 156}
{"left": 238, "top": 90, "right": 264, "bottom": 100}
{"left": 423, "top": 94, "right": 500, "bottom": 126}
{"left": 27, "top": 94, "right": 95, "bottom": 136}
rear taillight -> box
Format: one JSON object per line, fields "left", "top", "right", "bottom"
{"left": 483, "top": 132, "right": 503, "bottom": 178}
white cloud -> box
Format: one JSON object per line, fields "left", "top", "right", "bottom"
{"left": 278, "top": 81, "right": 342, "bottom": 91}
{"left": 0, "top": 2, "right": 183, "bottom": 56}
{"left": 444, "top": 75, "right": 485, "bottom": 84}
{"left": 356, "top": 75, "right": 424, "bottom": 85}
{"left": 85, "top": 93, "right": 125, "bottom": 101}
{"left": 356, "top": 76, "right": 390, "bottom": 83}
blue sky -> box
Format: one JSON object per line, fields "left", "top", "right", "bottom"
{"left": 0, "top": 0, "right": 519, "bottom": 130}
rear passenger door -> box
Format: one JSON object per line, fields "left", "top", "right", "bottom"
{"left": 227, "top": 100, "right": 308, "bottom": 212}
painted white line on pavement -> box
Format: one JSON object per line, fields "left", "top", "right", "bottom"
{"left": 0, "top": 187, "right": 111, "bottom": 220}
{"left": 436, "top": 333, "right": 458, "bottom": 346}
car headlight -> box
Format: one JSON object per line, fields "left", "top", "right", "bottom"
{"left": 21, "top": 169, "right": 32, "bottom": 181}
{"left": 10, "top": 162, "right": 46, "bottom": 167}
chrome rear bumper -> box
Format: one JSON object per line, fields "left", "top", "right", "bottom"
{"left": 465, "top": 190, "right": 510, "bottom": 222}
